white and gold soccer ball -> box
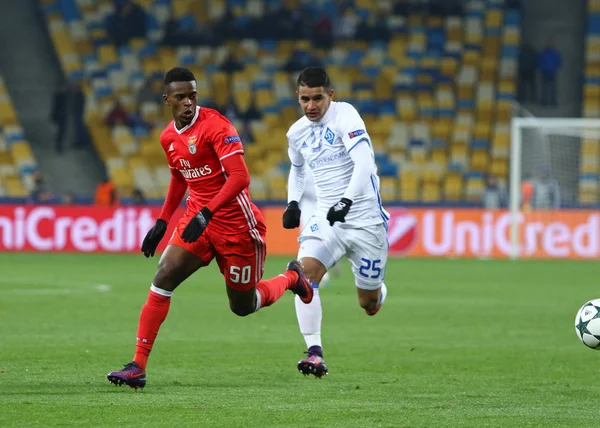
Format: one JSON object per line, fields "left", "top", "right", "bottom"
{"left": 575, "top": 299, "right": 600, "bottom": 349}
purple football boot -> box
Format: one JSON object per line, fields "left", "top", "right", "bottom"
{"left": 286, "top": 260, "right": 314, "bottom": 304}
{"left": 107, "top": 361, "right": 146, "bottom": 389}
{"left": 297, "top": 345, "right": 328, "bottom": 378}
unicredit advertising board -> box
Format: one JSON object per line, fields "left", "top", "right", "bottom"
{"left": 0, "top": 205, "right": 598, "bottom": 259}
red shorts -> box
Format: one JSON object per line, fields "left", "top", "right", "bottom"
{"left": 168, "top": 213, "right": 267, "bottom": 291}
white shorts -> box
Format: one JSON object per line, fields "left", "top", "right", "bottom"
{"left": 299, "top": 195, "right": 316, "bottom": 229}
{"left": 297, "top": 215, "right": 388, "bottom": 290}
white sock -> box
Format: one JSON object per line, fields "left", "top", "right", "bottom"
{"left": 254, "top": 289, "right": 262, "bottom": 312}
{"left": 150, "top": 284, "right": 173, "bottom": 297}
{"left": 295, "top": 286, "right": 322, "bottom": 349}
{"left": 379, "top": 283, "right": 388, "bottom": 308}
{"left": 321, "top": 271, "right": 331, "bottom": 287}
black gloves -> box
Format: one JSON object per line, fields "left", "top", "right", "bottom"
{"left": 282, "top": 200, "right": 301, "bottom": 229}
{"left": 182, "top": 206, "right": 213, "bottom": 243}
{"left": 141, "top": 219, "right": 167, "bottom": 258}
{"left": 327, "top": 198, "right": 352, "bottom": 226}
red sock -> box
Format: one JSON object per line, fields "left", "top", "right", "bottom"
{"left": 255, "top": 271, "right": 298, "bottom": 309}
{"left": 132, "top": 289, "right": 171, "bottom": 371}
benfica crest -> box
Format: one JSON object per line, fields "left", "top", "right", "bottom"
{"left": 188, "top": 135, "right": 197, "bottom": 154}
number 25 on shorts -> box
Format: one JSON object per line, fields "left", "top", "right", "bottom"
{"left": 359, "top": 258, "right": 382, "bottom": 279}
{"left": 230, "top": 265, "right": 252, "bottom": 284}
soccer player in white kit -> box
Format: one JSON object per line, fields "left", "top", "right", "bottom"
{"left": 283, "top": 67, "right": 389, "bottom": 378}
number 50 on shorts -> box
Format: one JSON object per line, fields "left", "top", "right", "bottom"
{"left": 230, "top": 265, "right": 252, "bottom": 284}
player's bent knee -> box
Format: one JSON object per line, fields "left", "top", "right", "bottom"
{"left": 356, "top": 287, "right": 381, "bottom": 313}
{"left": 229, "top": 302, "right": 254, "bottom": 317}
{"left": 301, "top": 257, "right": 327, "bottom": 284}
{"left": 359, "top": 296, "right": 380, "bottom": 313}
{"left": 154, "top": 259, "right": 186, "bottom": 291}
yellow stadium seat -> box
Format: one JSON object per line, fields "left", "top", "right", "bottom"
{"left": 581, "top": 139, "right": 600, "bottom": 156}
{"left": 440, "top": 58, "right": 458, "bottom": 77}
{"left": 457, "top": 85, "right": 474, "bottom": 102}
{"left": 0, "top": 103, "right": 17, "bottom": 124}
{"left": 255, "top": 88, "right": 274, "bottom": 109}
{"left": 98, "top": 45, "right": 118, "bottom": 64}
{"left": 474, "top": 122, "right": 491, "bottom": 140}
{"left": 10, "top": 141, "right": 34, "bottom": 162}
{"left": 422, "top": 183, "right": 441, "bottom": 202}
{"left": 470, "top": 149, "right": 489, "bottom": 172}
{"left": 443, "top": 173, "right": 463, "bottom": 201}
{"left": 484, "top": 36, "right": 501, "bottom": 57}
{"left": 431, "top": 120, "right": 452, "bottom": 140}
{"left": 490, "top": 158, "right": 508, "bottom": 179}
{"left": 493, "top": 132, "right": 510, "bottom": 150}
{"left": 463, "top": 50, "right": 480, "bottom": 66}
{"left": 430, "top": 147, "right": 448, "bottom": 166}
{"left": 4, "top": 175, "right": 28, "bottom": 197}
{"left": 498, "top": 80, "right": 516, "bottom": 96}
{"left": 496, "top": 101, "right": 513, "bottom": 122}
{"left": 379, "top": 177, "right": 397, "bottom": 202}
{"left": 465, "top": 177, "right": 485, "bottom": 202}
{"left": 485, "top": 10, "right": 503, "bottom": 27}
{"left": 579, "top": 190, "right": 599, "bottom": 204}
{"left": 399, "top": 170, "right": 420, "bottom": 201}
{"left": 585, "top": 84, "right": 600, "bottom": 99}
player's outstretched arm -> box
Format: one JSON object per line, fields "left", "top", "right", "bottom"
{"left": 141, "top": 168, "right": 187, "bottom": 257}
{"left": 283, "top": 146, "right": 305, "bottom": 229}
{"left": 327, "top": 138, "right": 374, "bottom": 226}
{"left": 181, "top": 153, "right": 250, "bottom": 243}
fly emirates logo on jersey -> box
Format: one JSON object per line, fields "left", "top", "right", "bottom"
{"left": 0, "top": 206, "right": 164, "bottom": 252}
{"left": 177, "top": 158, "right": 212, "bottom": 180}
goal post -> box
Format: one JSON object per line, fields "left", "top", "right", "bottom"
{"left": 509, "top": 117, "right": 600, "bottom": 259}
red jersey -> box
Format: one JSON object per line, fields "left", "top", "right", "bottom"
{"left": 159, "top": 107, "right": 263, "bottom": 234}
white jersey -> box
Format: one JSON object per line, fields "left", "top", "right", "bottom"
{"left": 287, "top": 101, "right": 388, "bottom": 228}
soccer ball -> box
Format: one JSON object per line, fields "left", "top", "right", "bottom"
{"left": 575, "top": 299, "right": 600, "bottom": 349}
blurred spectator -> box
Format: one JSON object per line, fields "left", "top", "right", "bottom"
{"left": 50, "top": 83, "right": 68, "bottom": 153}
{"left": 28, "top": 172, "right": 54, "bottom": 204}
{"left": 106, "top": 0, "right": 148, "bottom": 46}
{"left": 72, "top": 82, "right": 89, "bottom": 148}
{"left": 518, "top": 43, "right": 538, "bottom": 103}
{"left": 240, "top": 99, "right": 262, "bottom": 122}
{"left": 161, "top": 12, "right": 184, "bottom": 46}
{"left": 312, "top": 13, "right": 333, "bottom": 49}
{"left": 220, "top": 52, "right": 244, "bottom": 74}
{"left": 482, "top": 174, "right": 507, "bottom": 209}
{"left": 537, "top": 42, "right": 562, "bottom": 107}
{"left": 532, "top": 166, "right": 561, "bottom": 209}
{"left": 95, "top": 177, "right": 118, "bottom": 206}
{"left": 215, "top": 97, "right": 240, "bottom": 120}
{"left": 393, "top": 0, "right": 411, "bottom": 15}
{"left": 283, "top": 50, "right": 322, "bottom": 74}
{"left": 131, "top": 188, "right": 146, "bottom": 205}
{"left": 505, "top": 0, "right": 522, "bottom": 10}
{"left": 106, "top": 101, "right": 133, "bottom": 127}
{"left": 62, "top": 191, "right": 76, "bottom": 205}
{"left": 239, "top": 122, "right": 255, "bottom": 144}
{"left": 371, "top": 11, "right": 391, "bottom": 42}
{"left": 283, "top": 50, "right": 306, "bottom": 73}
{"left": 520, "top": 175, "right": 534, "bottom": 212}
{"left": 137, "top": 77, "right": 163, "bottom": 105}
{"left": 335, "top": 7, "right": 359, "bottom": 41}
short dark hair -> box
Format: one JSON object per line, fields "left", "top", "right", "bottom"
{"left": 164, "top": 67, "right": 196, "bottom": 86}
{"left": 297, "top": 66, "right": 331, "bottom": 90}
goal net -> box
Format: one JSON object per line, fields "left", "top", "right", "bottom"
{"left": 509, "top": 117, "right": 600, "bottom": 259}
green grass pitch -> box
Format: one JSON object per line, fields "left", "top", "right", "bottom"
{"left": 0, "top": 253, "right": 599, "bottom": 427}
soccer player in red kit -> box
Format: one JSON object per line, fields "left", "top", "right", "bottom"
{"left": 107, "top": 67, "right": 313, "bottom": 389}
